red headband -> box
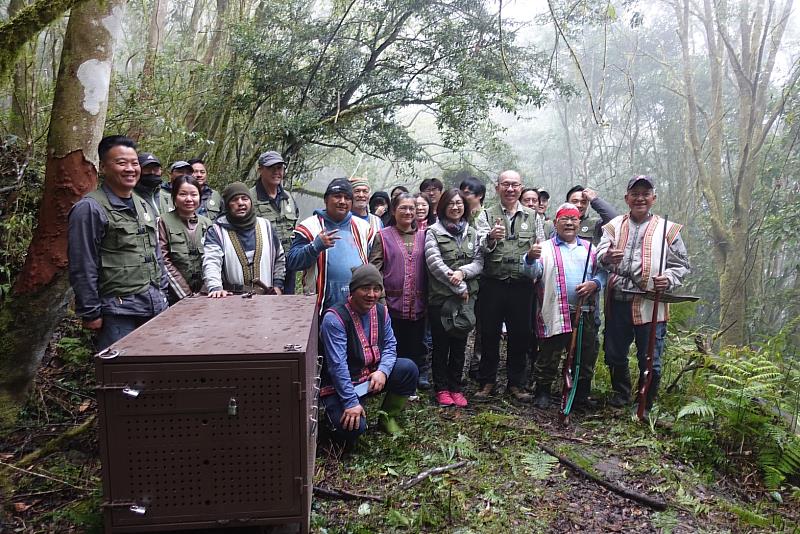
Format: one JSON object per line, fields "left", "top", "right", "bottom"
{"left": 556, "top": 206, "right": 580, "bottom": 220}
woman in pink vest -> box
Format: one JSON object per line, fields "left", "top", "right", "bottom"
{"left": 369, "top": 193, "right": 429, "bottom": 389}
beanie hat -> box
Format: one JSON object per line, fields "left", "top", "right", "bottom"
{"left": 349, "top": 264, "right": 384, "bottom": 292}
{"left": 349, "top": 176, "right": 370, "bottom": 190}
{"left": 555, "top": 202, "right": 581, "bottom": 220}
{"left": 325, "top": 177, "right": 354, "bottom": 199}
{"left": 222, "top": 182, "right": 252, "bottom": 206}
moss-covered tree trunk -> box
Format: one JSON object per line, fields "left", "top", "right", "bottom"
{"left": 0, "top": 0, "right": 127, "bottom": 429}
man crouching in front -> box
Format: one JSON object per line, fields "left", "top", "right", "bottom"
{"left": 319, "top": 264, "right": 419, "bottom": 446}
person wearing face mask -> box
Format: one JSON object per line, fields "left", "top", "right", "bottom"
{"left": 524, "top": 203, "right": 606, "bottom": 410}
{"left": 287, "top": 178, "right": 375, "bottom": 311}
{"left": 134, "top": 152, "right": 166, "bottom": 215}
{"left": 202, "top": 182, "right": 286, "bottom": 297}
{"left": 158, "top": 175, "right": 212, "bottom": 303}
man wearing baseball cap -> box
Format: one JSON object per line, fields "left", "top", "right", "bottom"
{"left": 318, "top": 264, "right": 419, "bottom": 444}
{"left": 287, "top": 178, "right": 375, "bottom": 311}
{"left": 251, "top": 150, "right": 300, "bottom": 293}
{"left": 134, "top": 152, "right": 165, "bottom": 215}
{"left": 596, "top": 175, "right": 690, "bottom": 416}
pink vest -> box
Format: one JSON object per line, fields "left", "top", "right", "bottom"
{"left": 380, "top": 226, "right": 426, "bottom": 321}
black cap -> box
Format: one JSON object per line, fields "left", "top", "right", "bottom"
{"left": 627, "top": 175, "right": 655, "bottom": 190}
{"left": 324, "top": 178, "right": 353, "bottom": 199}
{"left": 138, "top": 152, "right": 161, "bottom": 167}
{"left": 537, "top": 189, "right": 550, "bottom": 200}
{"left": 258, "top": 151, "right": 286, "bottom": 167}
{"left": 169, "top": 160, "right": 192, "bottom": 173}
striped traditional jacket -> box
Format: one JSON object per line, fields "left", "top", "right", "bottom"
{"left": 596, "top": 214, "right": 687, "bottom": 325}
{"left": 293, "top": 213, "right": 373, "bottom": 310}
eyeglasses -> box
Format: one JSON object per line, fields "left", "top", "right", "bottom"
{"left": 422, "top": 187, "right": 440, "bottom": 193}
{"left": 627, "top": 191, "right": 654, "bottom": 199}
{"left": 448, "top": 200, "right": 464, "bottom": 207}
{"left": 499, "top": 182, "right": 522, "bottom": 190}
{"left": 557, "top": 216, "right": 580, "bottom": 223}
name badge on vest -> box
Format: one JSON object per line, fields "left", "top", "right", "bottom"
{"left": 467, "top": 242, "right": 473, "bottom": 249}
{"left": 521, "top": 222, "right": 528, "bottom": 230}
{"left": 286, "top": 203, "right": 292, "bottom": 212}
{"left": 581, "top": 226, "right": 589, "bottom": 232}
{"left": 209, "top": 199, "right": 216, "bottom": 206}
{"left": 143, "top": 211, "right": 151, "bottom": 222}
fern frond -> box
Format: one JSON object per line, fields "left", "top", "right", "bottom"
{"left": 677, "top": 399, "right": 715, "bottom": 419}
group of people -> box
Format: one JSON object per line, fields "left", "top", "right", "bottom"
{"left": 68, "top": 135, "right": 690, "bottom": 447}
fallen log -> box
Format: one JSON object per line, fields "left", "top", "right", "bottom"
{"left": 538, "top": 444, "right": 668, "bottom": 511}
{"left": 401, "top": 460, "right": 469, "bottom": 490}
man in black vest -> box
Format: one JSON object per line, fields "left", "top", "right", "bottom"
{"left": 319, "top": 264, "right": 418, "bottom": 445}
{"left": 68, "top": 135, "right": 168, "bottom": 350}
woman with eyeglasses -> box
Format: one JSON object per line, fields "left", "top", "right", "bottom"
{"left": 369, "top": 193, "right": 429, "bottom": 389}
{"left": 424, "top": 189, "right": 483, "bottom": 407}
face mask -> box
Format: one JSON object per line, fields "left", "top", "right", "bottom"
{"left": 138, "top": 173, "right": 162, "bottom": 189}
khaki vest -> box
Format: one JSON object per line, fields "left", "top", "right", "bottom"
{"left": 161, "top": 210, "right": 212, "bottom": 291}
{"left": 86, "top": 189, "right": 161, "bottom": 296}
{"left": 250, "top": 186, "right": 298, "bottom": 250}
{"left": 483, "top": 203, "right": 538, "bottom": 281}
{"left": 202, "top": 189, "right": 223, "bottom": 220}
{"left": 427, "top": 225, "right": 480, "bottom": 305}
{"left": 159, "top": 188, "right": 174, "bottom": 214}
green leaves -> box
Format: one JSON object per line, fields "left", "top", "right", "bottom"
{"left": 520, "top": 449, "right": 558, "bottom": 480}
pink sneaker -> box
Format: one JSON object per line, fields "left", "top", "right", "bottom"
{"left": 436, "top": 390, "right": 455, "bottom": 407}
{"left": 450, "top": 391, "right": 468, "bottom": 407}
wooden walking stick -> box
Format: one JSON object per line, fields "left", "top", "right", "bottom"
{"left": 560, "top": 242, "right": 593, "bottom": 422}
{"left": 637, "top": 215, "right": 669, "bottom": 421}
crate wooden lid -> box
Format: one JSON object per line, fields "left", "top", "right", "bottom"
{"left": 104, "top": 295, "right": 318, "bottom": 358}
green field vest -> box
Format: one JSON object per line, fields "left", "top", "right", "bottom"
{"left": 577, "top": 215, "right": 601, "bottom": 245}
{"left": 161, "top": 210, "right": 212, "bottom": 292}
{"left": 427, "top": 225, "right": 480, "bottom": 306}
{"left": 159, "top": 187, "right": 174, "bottom": 214}
{"left": 483, "top": 203, "right": 538, "bottom": 281}
{"left": 250, "top": 185, "right": 298, "bottom": 251}
{"left": 201, "top": 189, "right": 223, "bottom": 220}
{"left": 86, "top": 189, "right": 161, "bottom": 297}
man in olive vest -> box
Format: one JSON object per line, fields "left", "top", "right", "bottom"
{"left": 68, "top": 135, "right": 168, "bottom": 350}
{"left": 475, "top": 170, "right": 539, "bottom": 402}
{"left": 188, "top": 157, "right": 223, "bottom": 220}
{"left": 251, "top": 150, "right": 300, "bottom": 293}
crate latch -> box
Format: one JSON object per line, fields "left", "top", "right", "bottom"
{"left": 101, "top": 501, "right": 146, "bottom": 515}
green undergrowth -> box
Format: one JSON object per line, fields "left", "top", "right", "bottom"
{"left": 3, "top": 320, "right": 800, "bottom": 532}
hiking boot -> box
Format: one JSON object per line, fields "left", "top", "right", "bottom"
{"left": 436, "top": 390, "right": 455, "bottom": 407}
{"left": 473, "top": 383, "right": 495, "bottom": 400}
{"left": 450, "top": 391, "right": 468, "bottom": 408}
{"left": 508, "top": 385, "right": 532, "bottom": 403}
{"left": 608, "top": 365, "right": 631, "bottom": 407}
{"left": 417, "top": 367, "right": 432, "bottom": 390}
{"left": 533, "top": 390, "right": 551, "bottom": 409}
{"left": 378, "top": 393, "right": 409, "bottom": 435}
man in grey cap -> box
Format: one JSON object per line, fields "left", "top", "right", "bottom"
{"left": 251, "top": 150, "right": 300, "bottom": 293}
{"left": 134, "top": 152, "right": 165, "bottom": 215}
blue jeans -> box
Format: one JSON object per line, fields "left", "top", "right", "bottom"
{"left": 321, "top": 358, "right": 418, "bottom": 442}
{"left": 95, "top": 314, "right": 152, "bottom": 351}
{"left": 603, "top": 298, "right": 666, "bottom": 375}
{"left": 283, "top": 269, "right": 297, "bottom": 295}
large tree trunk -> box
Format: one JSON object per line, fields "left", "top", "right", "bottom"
{"left": 0, "top": 0, "right": 126, "bottom": 429}
{"left": 674, "top": 0, "right": 796, "bottom": 347}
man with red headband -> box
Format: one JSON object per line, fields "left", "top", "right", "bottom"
{"left": 596, "top": 176, "right": 690, "bottom": 415}
{"left": 524, "top": 203, "right": 606, "bottom": 409}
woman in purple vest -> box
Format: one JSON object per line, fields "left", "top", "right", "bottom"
{"left": 369, "top": 193, "right": 428, "bottom": 389}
